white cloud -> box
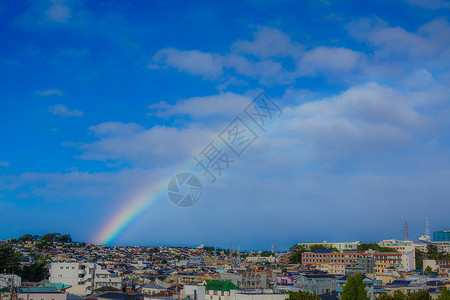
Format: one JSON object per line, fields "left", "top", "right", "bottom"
{"left": 36, "top": 89, "right": 63, "bottom": 96}
{"left": 231, "top": 27, "right": 303, "bottom": 58}
{"left": 224, "top": 54, "right": 292, "bottom": 84}
{"left": 45, "top": 0, "right": 71, "bottom": 23}
{"left": 404, "top": 0, "right": 450, "bottom": 9}
{"left": 297, "top": 47, "right": 365, "bottom": 76}
{"left": 148, "top": 92, "right": 251, "bottom": 119}
{"left": 348, "top": 18, "right": 450, "bottom": 60}
{"left": 15, "top": 0, "right": 92, "bottom": 30}
{"left": 264, "top": 82, "right": 432, "bottom": 163}
{"left": 0, "top": 161, "right": 9, "bottom": 167}
{"left": 149, "top": 27, "right": 364, "bottom": 85}
{"left": 78, "top": 122, "right": 216, "bottom": 167}
{"left": 150, "top": 48, "right": 224, "bottom": 78}
{"left": 49, "top": 104, "right": 83, "bottom": 117}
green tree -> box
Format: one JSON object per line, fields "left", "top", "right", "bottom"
{"left": 19, "top": 260, "right": 48, "bottom": 282}
{"left": 438, "top": 287, "right": 450, "bottom": 300}
{"left": 0, "top": 243, "right": 22, "bottom": 273}
{"left": 424, "top": 266, "right": 436, "bottom": 274}
{"left": 415, "top": 249, "right": 424, "bottom": 270}
{"left": 427, "top": 245, "right": 439, "bottom": 259}
{"left": 18, "top": 234, "right": 33, "bottom": 242}
{"left": 358, "top": 243, "right": 398, "bottom": 253}
{"left": 308, "top": 244, "right": 339, "bottom": 252}
{"left": 376, "top": 290, "right": 407, "bottom": 300}
{"left": 260, "top": 251, "right": 274, "bottom": 257}
{"left": 392, "top": 290, "right": 407, "bottom": 300}
{"left": 406, "top": 290, "right": 431, "bottom": 300}
{"left": 289, "top": 244, "right": 308, "bottom": 263}
{"left": 340, "top": 274, "right": 369, "bottom": 300}
{"left": 287, "top": 290, "right": 320, "bottom": 300}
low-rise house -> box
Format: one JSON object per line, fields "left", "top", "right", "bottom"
{"left": 294, "top": 274, "right": 336, "bottom": 296}
{"left": 205, "top": 280, "right": 239, "bottom": 300}
{"left": 140, "top": 284, "right": 166, "bottom": 295}
{"left": 336, "top": 276, "right": 383, "bottom": 299}
{"left": 0, "top": 274, "right": 21, "bottom": 289}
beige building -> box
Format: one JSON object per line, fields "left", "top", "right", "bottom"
{"left": 316, "top": 263, "right": 346, "bottom": 275}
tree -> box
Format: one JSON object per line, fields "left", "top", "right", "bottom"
{"left": 376, "top": 290, "right": 406, "bottom": 300}
{"left": 0, "top": 243, "right": 22, "bottom": 273}
{"left": 308, "top": 244, "right": 339, "bottom": 252}
{"left": 406, "top": 290, "right": 431, "bottom": 300}
{"left": 392, "top": 290, "right": 407, "bottom": 300}
{"left": 358, "top": 243, "right": 398, "bottom": 253}
{"left": 289, "top": 244, "right": 308, "bottom": 263}
{"left": 18, "top": 234, "right": 33, "bottom": 242}
{"left": 340, "top": 274, "right": 369, "bottom": 300}
{"left": 19, "top": 260, "right": 48, "bottom": 282}
{"left": 424, "top": 266, "right": 436, "bottom": 274}
{"left": 427, "top": 245, "right": 439, "bottom": 259}
{"left": 438, "top": 287, "right": 450, "bottom": 300}
{"left": 287, "top": 290, "right": 320, "bottom": 300}
{"left": 415, "top": 249, "right": 424, "bottom": 270}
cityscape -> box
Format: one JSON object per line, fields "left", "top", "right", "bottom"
{"left": 1, "top": 222, "right": 450, "bottom": 299}
{"left": 1, "top": 0, "right": 450, "bottom": 299}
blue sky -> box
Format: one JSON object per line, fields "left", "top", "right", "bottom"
{"left": 1, "top": 0, "right": 450, "bottom": 250}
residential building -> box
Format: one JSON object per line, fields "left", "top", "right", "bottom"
{"left": 140, "top": 284, "right": 166, "bottom": 295}
{"left": 298, "top": 241, "right": 360, "bottom": 253}
{"left": 423, "top": 259, "right": 450, "bottom": 273}
{"left": 229, "top": 290, "right": 288, "bottom": 300}
{"left": 182, "top": 285, "right": 206, "bottom": 300}
{"left": 293, "top": 274, "right": 336, "bottom": 296}
{"left": 316, "top": 263, "right": 346, "bottom": 275}
{"left": 336, "top": 276, "right": 384, "bottom": 300}
{"left": 15, "top": 287, "right": 66, "bottom": 300}
{"left": 302, "top": 250, "right": 363, "bottom": 265}
{"left": 346, "top": 256, "right": 375, "bottom": 275}
{"left": 49, "top": 262, "right": 122, "bottom": 293}
{"left": 0, "top": 274, "right": 21, "bottom": 289}
{"left": 204, "top": 280, "right": 238, "bottom": 300}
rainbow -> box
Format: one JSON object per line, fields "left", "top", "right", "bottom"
{"left": 92, "top": 176, "right": 170, "bottom": 245}
{"left": 92, "top": 132, "right": 217, "bottom": 245}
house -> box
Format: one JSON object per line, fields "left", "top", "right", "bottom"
{"left": 15, "top": 287, "right": 67, "bottom": 300}
{"left": 336, "top": 276, "right": 384, "bottom": 299}
{"left": 140, "top": 284, "right": 166, "bottom": 295}
{"left": 0, "top": 274, "right": 21, "bottom": 289}
{"left": 293, "top": 274, "right": 336, "bottom": 296}
{"left": 205, "top": 280, "right": 239, "bottom": 300}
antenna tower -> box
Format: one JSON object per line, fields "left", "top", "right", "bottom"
{"left": 404, "top": 220, "right": 409, "bottom": 241}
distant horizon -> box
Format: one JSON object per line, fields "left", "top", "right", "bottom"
{"left": 1, "top": 0, "right": 449, "bottom": 249}
{"left": 2, "top": 231, "right": 438, "bottom": 252}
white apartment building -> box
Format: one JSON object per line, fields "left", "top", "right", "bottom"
{"left": 298, "top": 241, "right": 360, "bottom": 252}
{"left": 49, "top": 262, "right": 121, "bottom": 293}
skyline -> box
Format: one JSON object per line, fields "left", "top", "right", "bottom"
{"left": 1, "top": 0, "right": 450, "bottom": 251}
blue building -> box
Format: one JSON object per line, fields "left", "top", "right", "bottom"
{"left": 433, "top": 231, "right": 450, "bottom": 242}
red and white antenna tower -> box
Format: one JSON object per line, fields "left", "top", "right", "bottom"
{"left": 404, "top": 221, "right": 409, "bottom": 241}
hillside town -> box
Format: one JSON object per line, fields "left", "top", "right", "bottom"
{"left": 1, "top": 228, "right": 450, "bottom": 300}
